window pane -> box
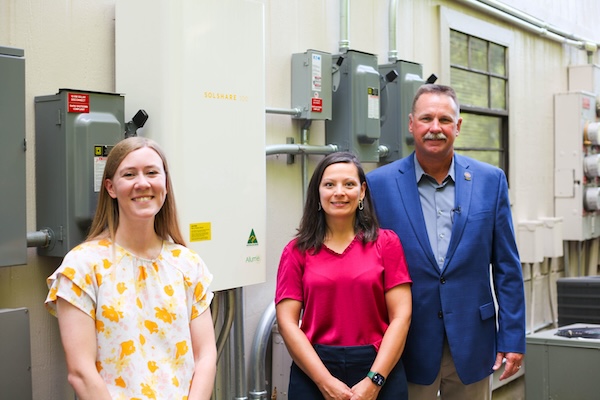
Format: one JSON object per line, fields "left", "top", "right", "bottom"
{"left": 454, "top": 149, "right": 501, "bottom": 168}
{"left": 451, "top": 68, "right": 488, "bottom": 108}
{"left": 470, "top": 36, "right": 488, "bottom": 71}
{"left": 490, "top": 42, "right": 506, "bottom": 76}
{"left": 491, "top": 77, "right": 506, "bottom": 110}
{"left": 455, "top": 114, "right": 501, "bottom": 148}
{"left": 451, "top": 30, "right": 468, "bottom": 66}
{"left": 449, "top": 30, "right": 508, "bottom": 173}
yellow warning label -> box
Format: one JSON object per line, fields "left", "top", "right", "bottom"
{"left": 190, "top": 222, "right": 211, "bottom": 242}
{"left": 94, "top": 146, "right": 103, "bottom": 156}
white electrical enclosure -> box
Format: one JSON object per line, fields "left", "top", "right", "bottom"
{"left": 554, "top": 92, "right": 600, "bottom": 241}
{"left": 568, "top": 64, "right": 600, "bottom": 95}
{"left": 116, "top": 0, "right": 266, "bottom": 291}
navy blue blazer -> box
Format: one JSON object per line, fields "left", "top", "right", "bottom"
{"left": 367, "top": 152, "right": 525, "bottom": 385}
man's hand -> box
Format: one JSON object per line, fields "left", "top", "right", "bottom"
{"left": 493, "top": 352, "right": 524, "bottom": 380}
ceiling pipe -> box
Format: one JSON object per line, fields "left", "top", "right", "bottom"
{"left": 477, "top": 0, "right": 593, "bottom": 43}
{"left": 454, "top": 0, "right": 599, "bottom": 59}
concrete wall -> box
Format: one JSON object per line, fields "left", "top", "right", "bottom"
{"left": 2, "top": 0, "right": 600, "bottom": 398}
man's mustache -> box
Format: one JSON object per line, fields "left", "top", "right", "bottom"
{"left": 423, "top": 132, "right": 447, "bottom": 141}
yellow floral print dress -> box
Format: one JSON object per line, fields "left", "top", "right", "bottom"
{"left": 45, "top": 239, "right": 214, "bottom": 400}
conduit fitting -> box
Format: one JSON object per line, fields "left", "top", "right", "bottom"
{"left": 584, "top": 41, "right": 598, "bottom": 53}
{"left": 378, "top": 145, "right": 390, "bottom": 158}
{"left": 27, "top": 228, "right": 54, "bottom": 249}
{"left": 585, "top": 41, "right": 598, "bottom": 63}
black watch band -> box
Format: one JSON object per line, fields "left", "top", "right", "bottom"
{"left": 367, "top": 371, "right": 386, "bottom": 387}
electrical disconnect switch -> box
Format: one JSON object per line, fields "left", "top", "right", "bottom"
{"left": 325, "top": 50, "right": 381, "bottom": 162}
{"left": 34, "top": 89, "right": 125, "bottom": 257}
{"left": 378, "top": 60, "right": 426, "bottom": 163}
{"left": 0, "top": 46, "right": 26, "bottom": 267}
{"left": 291, "top": 50, "right": 332, "bottom": 121}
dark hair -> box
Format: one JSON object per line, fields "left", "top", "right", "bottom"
{"left": 295, "top": 151, "right": 379, "bottom": 253}
{"left": 86, "top": 136, "right": 185, "bottom": 246}
{"left": 412, "top": 84, "right": 460, "bottom": 116}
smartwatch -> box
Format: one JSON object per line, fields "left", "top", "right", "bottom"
{"left": 367, "top": 371, "right": 386, "bottom": 387}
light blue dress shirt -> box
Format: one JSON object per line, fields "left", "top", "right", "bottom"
{"left": 414, "top": 157, "right": 456, "bottom": 270}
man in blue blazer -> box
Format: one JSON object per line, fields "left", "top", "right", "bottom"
{"left": 367, "top": 84, "right": 525, "bottom": 399}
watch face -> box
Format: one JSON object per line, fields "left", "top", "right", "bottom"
{"left": 371, "top": 372, "right": 385, "bottom": 386}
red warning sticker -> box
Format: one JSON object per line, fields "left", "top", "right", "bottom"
{"left": 311, "top": 97, "right": 323, "bottom": 113}
{"left": 68, "top": 93, "right": 90, "bottom": 113}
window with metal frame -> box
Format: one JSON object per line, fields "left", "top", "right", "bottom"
{"left": 450, "top": 29, "right": 509, "bottom": 174}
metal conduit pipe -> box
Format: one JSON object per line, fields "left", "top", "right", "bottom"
{"left": 233, "top": 287, "right": 248, "bottom": 400}
{"left": 248, "top": 301, "right": 276, "bottom": 399}
{"left": 266, "top": 107, "right": 303, "bottom": 117}
{"left": 454, "top": 0, "right": 596, "bottom": 52}
{"left": 265, "top": 143, "right": 338, "bottom": 156}
{"left": 216, "top": 290, "right": 236, "bottom": 361}
{"left": 26, "top": 229, "right": 52, "bottom": 248}
{"left": 388, "top": 0, "right": 398, "bottom": 63}
{"left": 300, "top": 120, "right": 312, "bottom": 205}
{"left": 477, "top": 0, "right": 596, "bottom": 44}
{"left": 339, "top": 0, "right": 350, "bottom": 52}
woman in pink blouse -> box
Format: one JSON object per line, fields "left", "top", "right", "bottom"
{"left": 46, "top": 136, "right": 217, "bottom": 399}
{"left": 275, "top": 152, "right": 412, "bottom": 400}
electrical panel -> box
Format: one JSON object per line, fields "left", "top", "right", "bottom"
{"left": 568, "top": 64, "right": 600, "bottom": 96}
{"left": 35, "top": 90, "right": 125, "bottom": 257}
{"left": 378, "top": 60, "right": 424, "bottom": 163}
{"left": 326, "top": 50, "right": 381, "bottom": 162}
{"left": 554, "top": 91, "right": 600, "bottom": 241}
{"left": 291, "top": 50, "right": 332, "bottom": 120}
{"left": 0, "top": 308, "right": 32, "bottom": 400}
{"left": 116, "top": 0, "right": 266, "bottom": 291}
{"left": 0, "top": 46, "right": 27, "bottom": 267}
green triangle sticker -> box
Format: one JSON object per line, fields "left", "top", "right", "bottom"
{"left": 247, "top": 229, "right": 258, "bottom": 245}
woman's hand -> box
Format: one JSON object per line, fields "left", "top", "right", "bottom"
{"left": 350, "top": 377, "right": 380, "bottom": 400}
{"left": 318, "top": 375, "right": 353, "bottom": 400}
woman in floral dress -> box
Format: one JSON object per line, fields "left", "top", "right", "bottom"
{"left": 46, "top": 136, "right": 217, "bottom": 400}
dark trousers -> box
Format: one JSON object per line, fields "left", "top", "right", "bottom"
{"left": 288, "top": 344, "right": 408, "bottom": 400}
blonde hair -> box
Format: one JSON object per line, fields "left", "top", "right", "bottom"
{"left": 86, "top": 136, "right": 186, "bottom": 246}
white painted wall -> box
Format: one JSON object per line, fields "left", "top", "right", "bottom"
{"left": 2, "top": 0, "right": 600, "bottom": 398}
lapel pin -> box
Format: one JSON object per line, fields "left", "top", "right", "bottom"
{"left": 464, "top": 172, "right": 471, "bottom": 181}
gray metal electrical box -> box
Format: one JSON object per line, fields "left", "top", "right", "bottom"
{"left": 326, "top": 50, "right": 381, "bottom": 162}
{"left": 525, "top": 323, "right": 600, "bottom": 400}
{"left": 291, "top": 50, "right": 332, "bottom": 120}
{"left": 0, "top": 46, "right": 27, "bottom": 267}
{"left": 35, "top": 89, "right": 125, "bottom": 257}
{"left": 0, "top": 308, "right": 32, "bottom": 399}
{"left": 378, "top": 60, "right": 424, "bottom": 163}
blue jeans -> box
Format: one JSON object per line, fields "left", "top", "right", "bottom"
{"left": 288, "top": 344, "right": 408, "bottom": 400}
